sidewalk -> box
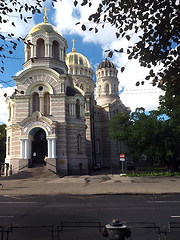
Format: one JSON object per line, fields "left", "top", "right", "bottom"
{"left": 0, "top": 166, "right": 180, "bottom": 196}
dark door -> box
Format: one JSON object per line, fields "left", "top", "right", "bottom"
{"left": 32, "top": 129, "right": 47, "bottom": 164}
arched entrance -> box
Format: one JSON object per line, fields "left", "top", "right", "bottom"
{"left": 31, "top": 128, "right": 47, "bottom": 164}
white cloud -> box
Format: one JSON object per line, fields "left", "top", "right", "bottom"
{"left": 111, "top": 50, "right": 164, "bottom": 111}
{"left": 0, "top": 1, "right": 36, "bottom": 38}
{"left": 0, "top": 86, "right": 15, "bottom": 124}
{"left": 54, "top": 0, "right": 117, "bottom": 46}
{"left": 54, "top": 1, "right": 164, "bottom": 112}
{"left": 0, "top": 0, "right": 164, "bottom": 124}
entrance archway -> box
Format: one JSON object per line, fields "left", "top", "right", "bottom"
{"left": 31, "top": 128, "right": 47, "bottom": 164}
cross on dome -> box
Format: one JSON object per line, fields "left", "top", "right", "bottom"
{"left": 43, "top": 7, "right": 49, "bottom": 23}
{"left": 72, "top": 39, "right": 76, "bottom": 53}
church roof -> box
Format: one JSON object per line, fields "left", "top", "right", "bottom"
{"left": 66, "top": 86, "right": 81, "bottom": 96}
{"left": 66, "top": 40, "right": 93, "bottom": 70}
{"left": 29, "top": 22, "right": 61, "bottom": 36}
{"left": 66, "top": 51, "right": 93, "bottom": 70}
{"left": 97, "top": 59, "right": 116, "bottom": 70}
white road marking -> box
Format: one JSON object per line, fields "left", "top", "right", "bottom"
{"left": 146, "top": 201, "right": 180, "bottom": 203}
{"left": 170, "top": 216, "right": 180, "bottom": 218}
{"left": 0, "top": 202, "right": 37, "bottom": 204}
{"left": 0, "top": 216, "right": 14, "bottom": 218}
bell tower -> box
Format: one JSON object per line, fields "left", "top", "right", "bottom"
{"left": 23, "top": 8, "right": 68, "bottom": 74}
{"left": 96, "top": 58, "right": 119, "bottom": 106}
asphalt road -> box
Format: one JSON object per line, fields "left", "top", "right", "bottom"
{"left": 0, "top": 194, "right": 180, "bottom": 240}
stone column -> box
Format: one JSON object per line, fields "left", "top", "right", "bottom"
{"left": 45, "top": 43, "right": 48, "bottom": 57}
{"left": 21, "top": 140, "right": 25, "bottom": 159}
{"left": 33, "top": 44, "right": 37, "bottom": 58}
{"left": 31, "top": 45, "right": 34, "bottom": 58}
{"left": 59, "top": 48, "right": 62, "bottom": 60}
{"left": 25, "top": 139, "right": 29, "bottom": 159}
{"left": 52, "top": 139, "right": 56, "bottom": 158}
{"left": 69, "top": 104, "right": 72, "bottom": 116}
{"left": 48, "top": 139, "right": 52, "bottom": 158}
{"left": 49, "top": 43, "right": 52, "bottom": 58}
{"left": 72, "top": 104, "right": 76, "bottom": 116}
{"left": 39, "top": 96, "right": 43, "bottom": 114}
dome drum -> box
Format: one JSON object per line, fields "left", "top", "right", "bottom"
{"left": 24, "top": 21, "right": 68, "bottom": 72}
{"left": 96, "top": 67, "right": 118, "bottom": 79}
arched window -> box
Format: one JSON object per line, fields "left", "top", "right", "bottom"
{"left": 32, "top": 92, "right": 40, "bottom": 112}
{"left": 52, "top": 40, "right": 59, "bottom": 60}
{"left": 44, "top": 92, "right": 50, "bottom": 115}
{"left": 80, "top": 84, "right": 84, "bottom": 91}
{"left": 105, "top": 84, "right": 109, "bottom": 94}
{"left": 36, "top": 38, "right": 45, "bottom": 57}
{"left": 27, "top": 43, "right": 31, "bottom": 60}
{"left": 114, "top": 84, "right": 116, "bottom": 93}
{"left": 76, "top": 99, "right": 80, "bottom": 118}
{"left": 77, "top": 134, "right": 81, "bottom": 152}
{"left": 98, "top": 85, "right": 102, "bottom": 96}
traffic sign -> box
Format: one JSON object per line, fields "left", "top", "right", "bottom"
{"left": 120, "top": 158, "right": 125, "bottom": 161}
{"left": 120, "top": 154, "right": 125, "bottom": 158}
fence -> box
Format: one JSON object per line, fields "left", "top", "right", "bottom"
{"left": 0, "top": 221, "right": 179, "bottom": 240}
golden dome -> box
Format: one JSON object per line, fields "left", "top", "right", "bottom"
{"left": 29, "top": 22, "right": 62, "bottom": 36}
{"left": 66, "top": 51, "right": 93, "bottom": 70}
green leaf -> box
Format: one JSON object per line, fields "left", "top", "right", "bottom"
{"left": 82, "top": 24, "right": 86, "bottom": 31}
{"left": 121, "top": 67, "right": 125, "bottom": 73}
{"left": 108, "top": 51, "right": 113, "bottom": 58}
{"left": 74, "top": 0, "right": 78, "bottom": 7}
{"left": 126, "top": 35, "right": 130, "bottom": 41}
{"left": 116, "top": 33, "right": 120, "bottom": 38}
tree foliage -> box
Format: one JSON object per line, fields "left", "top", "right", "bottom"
{"left": 0, "top": 124, "right": 6, "bottom": 163}
{"left": 75, "top": 0, "right": 180, "bottom": 87}
{"left": 109, "top": 108, "right": 180, "bottom": 171}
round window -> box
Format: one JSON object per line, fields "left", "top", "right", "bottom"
{"left": 38, "top": 86, "right": 43, "bottom": 91}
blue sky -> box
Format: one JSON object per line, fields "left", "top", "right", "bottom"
{"left": 0, "top": 0, "right": 164, "bottom": 124}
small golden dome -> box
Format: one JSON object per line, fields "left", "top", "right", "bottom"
{"left": 66, "top": 51, "right": 93, "bottom": 70}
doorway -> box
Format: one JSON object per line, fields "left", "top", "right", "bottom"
{"left": 31, "top": 129, "right": 47, "bottom": 164}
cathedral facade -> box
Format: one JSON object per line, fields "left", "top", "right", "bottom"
{"left": 5, "top": 16, "right": 130, "bottom": 175}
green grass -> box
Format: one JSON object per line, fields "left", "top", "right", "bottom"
{"left": 126, "top": 171, "right": 180, "bottom": 177}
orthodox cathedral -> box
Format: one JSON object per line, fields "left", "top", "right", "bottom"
{"left": 5, "top": 11, "right": 130, "bottom": 175}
